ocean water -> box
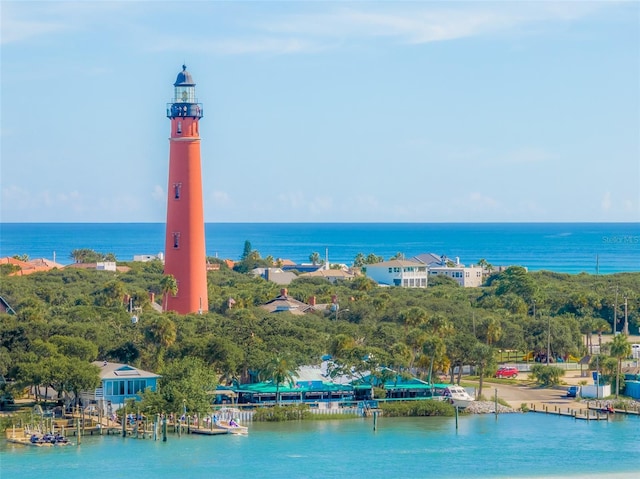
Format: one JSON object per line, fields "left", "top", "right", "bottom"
{"left": 0, "top": 222, "right": 638, "bottom": 274}
{"left": 2, "top": 414, "right": 639, "bottom": 478}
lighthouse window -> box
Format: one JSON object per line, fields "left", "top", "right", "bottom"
{"left": 174, "top": 183, "right": 182, "bottom": 199}
{"left": 177, "top": 121, "right": 182, "bottom": 134}
{"left": 173, "top": 232, "right": 180, "bottom": 248}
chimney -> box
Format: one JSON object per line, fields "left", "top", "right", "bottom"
{"left": 281, "top": 288, "right": 288, "bottom": 297}
{"left": 308, "top": 296, "right": 316, "bottom": 306}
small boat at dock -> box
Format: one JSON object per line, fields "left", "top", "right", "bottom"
{"left": 441, "top": 385, "right": 475, "bottom": 409}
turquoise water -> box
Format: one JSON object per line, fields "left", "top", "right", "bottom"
{"left": 1, "top": 222, "right": 639, "bottom": 273}
{"left": 2, "top": 414, "right": 639, "bottom": 478}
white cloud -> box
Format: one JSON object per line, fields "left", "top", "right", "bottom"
{"left": 601, "top": 191, "right": 612, "bottom": 211}
{"left": 0, "top": 2, "right": 130, "bottom": 45}
{"left": 257, "top": 2, "right": 615, "bottom": 46}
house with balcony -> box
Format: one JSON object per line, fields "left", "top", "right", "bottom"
{"left": 363, "top": 259, "right": 428, "bottom": 288}
{"left": 412, "top": 253, "right": 484, "bottom": 288}
{"left": 80, "top": 361, "right": 160, "bottom": 414}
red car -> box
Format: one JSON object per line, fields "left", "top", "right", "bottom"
{"left": 495, "top": 366, "right": 518, "bottom": 378}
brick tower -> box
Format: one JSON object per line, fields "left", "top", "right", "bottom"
{"left": 163, "top": 65, "right": 208, "bottom": 314}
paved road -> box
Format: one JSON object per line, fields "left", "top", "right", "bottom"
{"left": 471, "top": 380, "right": 583, "bottom": 409}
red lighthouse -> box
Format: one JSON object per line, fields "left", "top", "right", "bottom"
{"left": 163, "top": 65, "right": 208, "bottom": 314}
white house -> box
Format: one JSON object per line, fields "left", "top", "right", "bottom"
{"left": 412, "top": 253, "right": 483, "bottom": 287}
{"left": 363, "top": 259, "right": 428, "bottom": 288}
{"left": 427, "top": 265, "right": 483, "bottom": 287}
{"left": 96, "top": 261, "right": 117, "bottom": 272}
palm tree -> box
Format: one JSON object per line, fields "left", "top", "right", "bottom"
{"left": 470, "top": 342, "right": 495, "bottom": 398}
{"left": 261, "top": 355, "right": 296, "bottom": 404}
{"left": 309, "top": 252, "right": 321, "bottom": 266}
{"left": 610, "top": 334, "right": 631, "bottom": 398}
{"left": 160, "top": 274, "right": 178, "bottom": 311}
{"left": 422, "top": 336, "right": 445, "bottom": 385}
{"left": 144, "top": 316, "right": 177, "bottom": 369}
{"left": 483, "top": 316, "right": 503, "bottom": 346}
{"left": 400, "top": 306, "right": 428, "bottom": 337}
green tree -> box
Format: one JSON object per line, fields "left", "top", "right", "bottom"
{"left": 49, "top": 335, "right": 98, "bottom": 362}
{"left": 469, "top": 342, "right": 495, "bottom": 397}
{"left": 609, "top": 334, "right": 631, "bottom": 398}
{"left": 260, "top": 355, "right": 297, "bottom": 404}
{"left": 309, "top": 252, "right": 322, "bottom": 266}
{"left": 241, "top": 240, "right": 252, "bottom": 260}
{"left": 493, "top": 266, "right": 537, "bottom": 303}
{"left": 141, "top": 357, "right": 218, "bottom": 414}
{"left": 160, "top": 274, "right": 178, "bottom": 311}
{"left": 530, "top": 365, "right": 565, "bottom": 386}
{"left": 144, "top": 316, "right": 177, "bottom": 369}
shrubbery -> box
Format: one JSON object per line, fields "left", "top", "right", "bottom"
{"left": 253, "top": 404, "right": 312, "bottom": 421}
{"left": 379, "top": 400, "right": 454, "bottom": 417}
{"left": 530, "top": 365, "right": 565, "bottom": 386}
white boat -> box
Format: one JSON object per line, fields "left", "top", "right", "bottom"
{"left": 212, "top": 407, "right": 248, "bottom": 435}
{"left": 442, "top": 385, "right": 475, "bottom": 409}
{"left": 214, "top": 419, "right": 248, "bottom": 435}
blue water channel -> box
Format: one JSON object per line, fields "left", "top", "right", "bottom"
{"left": 2, "top": 414, "right": 639, "bottom": 478}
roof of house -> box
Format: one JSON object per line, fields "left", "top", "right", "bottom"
{"left": 365, "top": 259, "right": 424, "bottom": 268}
{"left": 411, "top": 253, "right": 445, "bottom": 266}
{"left": 92, "top": 361, "right": 160, "bottom": 380}
{"left": 0, "top": 257, "right": 63, "bottom": 276}
{"left": 260, "top": 292, "right": 315, "bottom": 315}
{"left": 299, "top": 269, "right": 356, "bottom": 280}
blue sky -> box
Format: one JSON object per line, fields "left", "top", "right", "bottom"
{"left": 1, "top": 0, "right": 639, "bottom": 223}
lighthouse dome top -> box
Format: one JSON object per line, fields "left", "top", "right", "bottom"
{"left": 174, "top": 65, "right": 195, "bottom": 87}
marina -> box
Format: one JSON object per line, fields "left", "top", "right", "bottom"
{"left": 2, "top": 414, "right": 639, "bottom": 478}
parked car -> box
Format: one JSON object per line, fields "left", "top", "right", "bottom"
{"left": 566, "top": 386, "right": 580, "bottom": 398}
{"left": 495, "top": 366, "right": 518, "bottom": 379}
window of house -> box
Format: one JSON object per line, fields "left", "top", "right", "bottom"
{"left": 388, "top": 268, "right": 392, "bottom": 273}
{"left": 173, "top": 232, "right": 180, "bottom": 248}
{"left": 177, "top": 121, "right": 182, "bottom": 134}
{"left": 174, "top": 183, "right": 182, "bottom": 199}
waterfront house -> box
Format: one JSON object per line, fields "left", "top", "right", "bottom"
{"left": 80, "top": 361, "right": 160, "bottom": 414}
{"left": 363, "top": 259, "right": 428, "bottom": 287}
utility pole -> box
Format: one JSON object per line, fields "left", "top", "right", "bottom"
{"left": 623, "top": 296, "right": 628, "bottom": 336}
{"left": 613, "top": 286, "right": 618, "bottom": 334}
{"left": 546, "top": 316, "right": 551, "bottom": 366}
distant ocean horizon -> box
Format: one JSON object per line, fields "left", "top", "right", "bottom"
{"left": 1, "top": 222, "right": 638, "bottom": 274}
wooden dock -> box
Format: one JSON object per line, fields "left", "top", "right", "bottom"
{"left": 528, "top": 403, "right": 609, "bottom": 421}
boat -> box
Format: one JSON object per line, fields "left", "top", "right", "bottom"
{"left": 212, "top": 407, "right": 249, "bottom": 435}
{"left": 6, "top": 430, "right": 72, "bottom": 447}
{"left": 442, "top": 385, "right": 475, "bottom": 409}
{"left": 213, "top": 418, "right": 248, "bottom": 435}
